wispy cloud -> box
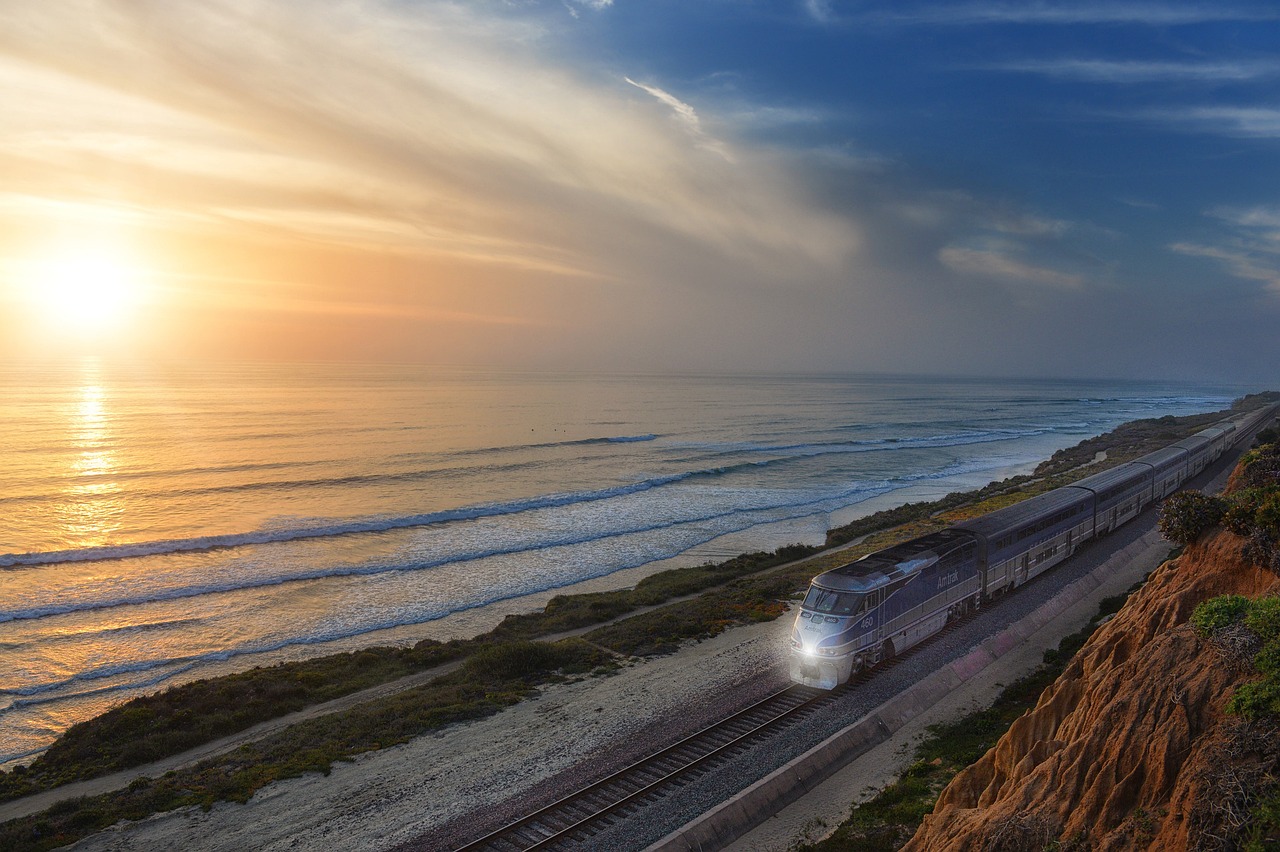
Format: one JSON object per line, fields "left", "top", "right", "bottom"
{"left": 1209, "top": 205, "right": 1280, "bottom": 232}
{"left": 1144, "top": 106, "right": 1280, "bottom": 137}
{"left": 939, "top": 245, "right": 1083, "bottom": 289}
{"left": 804, "top": 0, "right": 836, "bottom": 24}
{"left": 983, "top": 58, "right": 1280, "bottom": 83}
{"left": 1168, "top": 204, "right": 1280, "bottom": 291}
{"left": 872, "top": 2, "right": 1280, "bottom": 26}
{"left": 563, "top": 0, "right": 612, "bottom": 17}
{"left": 624, "top": 77, "right": 733, "bottom": 161}
{"left": 1170, "top": 242, "right": 1280, "bottom": 290}
{"left": 988, "top": 213, "right": 1072, "bottom": 237}
{"left": 1117, "top": 197, "right": 1162, "bottom": 210}
{"left": 0, "top": 0, "right": 852, "bottom": 287}
{"left": 727, "top": 104, "right": 829, "bottom": 130}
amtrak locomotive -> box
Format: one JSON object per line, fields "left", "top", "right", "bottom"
{"left": 790, "top": 405, "right": 1279, "bottom": 689}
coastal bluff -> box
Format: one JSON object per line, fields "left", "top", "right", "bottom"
{"left": 903, "top": 526, "right": 1279, "bottom": 851}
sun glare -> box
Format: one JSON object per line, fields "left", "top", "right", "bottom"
{"left": 22, "top": 243, "right": 145, "bottom": 332}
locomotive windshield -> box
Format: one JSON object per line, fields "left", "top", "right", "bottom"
{"left": 802, "top": 586, "right": 864, "bottom": 615}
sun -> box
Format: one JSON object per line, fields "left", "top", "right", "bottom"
{"left": 22, "top": 243, "right": 145, "bottom": 331}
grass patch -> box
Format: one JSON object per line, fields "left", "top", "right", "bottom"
{"left": 0, "top": 638, "right": 614, "bottom": 852}
{"left": 1191, "top": 589, "right": 1280, "bottom": 848}
{"left": 485, "top": 544, "right": 822, "bottom": 644}
{"left": 0, "top": 641, "right": 469, "bottom": 801}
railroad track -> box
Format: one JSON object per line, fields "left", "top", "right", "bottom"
{"left": 451, "top": 614, "right": 959, "bottom": 852}
{"left": 451, "top": 682, "right": 838, "bottom": 851}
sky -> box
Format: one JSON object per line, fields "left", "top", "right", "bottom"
{"left": 2, "top": 0, "right": 1279, "bottom": 383}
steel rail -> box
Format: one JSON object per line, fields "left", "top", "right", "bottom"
{"left": 452, "top": 683, "right": 832, "bottom": 851}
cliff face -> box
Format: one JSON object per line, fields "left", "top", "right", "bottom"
{"left": 904, "top": 530, "right": 1280, "bottom": 852}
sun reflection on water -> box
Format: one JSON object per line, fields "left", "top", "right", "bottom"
{"left": 59, "top": 364, "right": 125, "bottom": 547}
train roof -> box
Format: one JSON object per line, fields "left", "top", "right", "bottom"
{"left": 1170, "top": 434, "right": 1210, "bottom": 454}
{"left": 1132, "top": 445, "right": 1187, "bottom": 470}
{"left": 1068, "top": 462, "right": 1148, "bottom": 494}
{"left": 813, "top": 528, "right": 974, "bottom": 594}
{"left": 953, "top": 486, "right": 1091, "bottom": 540}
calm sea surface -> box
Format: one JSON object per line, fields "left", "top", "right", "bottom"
{"left": 0, "top": 361, "right": 1246, "bottom": 765}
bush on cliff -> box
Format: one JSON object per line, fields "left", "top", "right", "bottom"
{"left": 1191, "top": 595, "right": 1251, "bottom": 633}
{"left": 1193, "top": 595, "right": 1280, "bottom": 722}
{"left": 1230, "top": 441, "right": 1280, "bottom": 572}
{"left": 1159, "top": 491, "right": 1228, "bottom": 545}
{"left": 1163, "top": 441, "right": 1280, "bottom": 563}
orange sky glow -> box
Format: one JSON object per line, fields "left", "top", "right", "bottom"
{"left": 4, "top": 1, "right": 1279, "bottom": 381}
{"left": 0, "top": 1, "right": 856, "bottom": 370}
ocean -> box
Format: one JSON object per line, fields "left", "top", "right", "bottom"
{"left": 0, "top": 361, "right": 1246, "bottom": 767}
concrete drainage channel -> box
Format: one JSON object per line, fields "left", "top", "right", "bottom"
{"left": 644, "top": 525, "right": 1170, "bottom": 852}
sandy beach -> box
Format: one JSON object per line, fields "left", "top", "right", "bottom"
{"left": 65, "top": 616, "right": 793, "bottom": 851}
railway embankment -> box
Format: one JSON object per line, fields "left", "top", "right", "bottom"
{"left": 899, "top": 442, "right": 1280, "bottom": 851}
{"left": 653, "top": 522, "right": 1170, "bottom": 852}
{"left": 676, "top": 406, "right": 1280, "bottom": 852}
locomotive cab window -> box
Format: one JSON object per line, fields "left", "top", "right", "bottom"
{"left": 802, "top": 587, "right": 864, "bottom": 616}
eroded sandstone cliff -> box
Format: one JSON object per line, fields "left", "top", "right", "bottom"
{"left": 904, "top": 529, "right": 1279, "bottom": 851}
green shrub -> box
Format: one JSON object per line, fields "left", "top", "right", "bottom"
{"left": 1256, "top": 493, "right": 1280, "bottom": 539}
{"left": 1255, "top": 640, "right": 1280, "bottom": 676}
{"left": 1224, "top": 502, "right": 1259, "bottom": 536}
{"left": 1199, "top": 595, "right": 1280, "bottom": 723}
{"left": 1191, "top": 595, "right": 1251, "bottom": 635}
{"left": 1244, "top": 786, "right": 1280, "bottom": 851}
{"left": 456, "top": 639, "right": 602, "bottom": 683}
{"left": 1159, "top": 491, "right": 1228, "bottom": 545}
{"left": 1245, "top": 597, "right": 1280, "bottom": 640}
{"left": 1226, "top": 680, "right": 1280, "bottom": 720}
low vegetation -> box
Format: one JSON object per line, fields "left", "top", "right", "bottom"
{"left": 1192, "top": 594, "right": 1280, "bottom": 848}
{"left": 487, "top": 544, "right": 822, "bottom": 643}
{"left": 0, "top": 638, "right": 615, "bottom": 852}
{"left": 0, "top": 642, "right": 472, "bottom": 802}
{"left": 1160, "top": 438, "right": 1280, "bottom": 569}
{"left": 796, "top": 587, "right": 1139, "bottom": 852}
{"left": 1159, "top": 490, "right": 1229, "bottom": 546}
{"left": 1193, "top": 595, "right": 1280, "bottom": 721}
{"left": 1034, "top": 410, "right": 1235, "bottom": 479}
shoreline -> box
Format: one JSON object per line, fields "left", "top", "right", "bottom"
{"left": 1, "top": 395, "right": 1276, "bottom": 851}
{"left": 0, "top": 413, "right": 1049, "bottom": 773}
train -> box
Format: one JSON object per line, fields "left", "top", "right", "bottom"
{"left": 789, "top": 402, "right": 1280, "bottom": 689}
